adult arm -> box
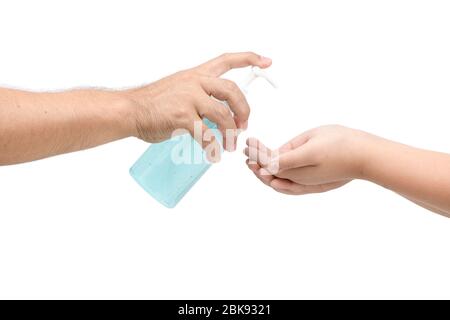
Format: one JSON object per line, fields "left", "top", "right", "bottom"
{"left": 0, "top": 52, "right": 272, "bottom": 165}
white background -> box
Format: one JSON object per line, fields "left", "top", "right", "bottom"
{"left": 1, "top": 0, "right": 450, "bottom": 299}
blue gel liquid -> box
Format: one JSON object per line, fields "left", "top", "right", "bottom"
{"left": 129, "top": 119, "right": 221, "bottom": 208}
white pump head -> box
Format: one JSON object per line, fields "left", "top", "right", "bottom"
{"left": 241, "top": 66, "right": 277, "bottom": 93}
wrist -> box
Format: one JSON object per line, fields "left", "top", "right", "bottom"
{"left": 119, "top": 86, "right": 157, "bottom": 140}
{"left": 350, "top": 129, "right": 381, "bottom": 181}
{"left": 112, "top": 90, "right": 142, "bottom": 139}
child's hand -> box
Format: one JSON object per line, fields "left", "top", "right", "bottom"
{"left": 245, "top": 124, "right": 450, "bottom": 217}
{"left": 244, "top": 125, "right": 369, "bottom": 195}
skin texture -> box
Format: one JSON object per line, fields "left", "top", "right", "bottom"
{"left": 3, "top": 54, "right": 449, "bottom": 218}
{"left": 244, "top": 125, "right": 450, "bottom": 218}
{"left": 0, "top": 52, "right": 272, "bottom": 165}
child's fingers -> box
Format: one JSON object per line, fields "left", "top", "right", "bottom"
{"left": 244, "top": 145, "right": 272, "bottom": 167}
{"left": 274, "top": 166, "right": 317, "bottom": 183}
{"left": 270, "top": 179, "right": 351, "bottom": 195}
{"left": 246, "top": 159, "right": 274, "bottom": 186}
{"left": 269, "top": 179, "right": 310, "bottom": 195}
{"left": 275, "top": 131, "right": 313, "bottom": 154}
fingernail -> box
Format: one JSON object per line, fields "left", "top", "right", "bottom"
{"left": 225, "top": 142, "right": 232, "bottom": 152}
{"left": 207, "top": 149, "right": 221, "bottom": 163}
{"left": 260, "top": 56, "right": 272, "bottom": 65}
{"left": 225, "top": 139, "right": 235, "bottom": 152}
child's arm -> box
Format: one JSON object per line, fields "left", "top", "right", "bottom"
{"left": 362, "top": 134, "right": 450, "bottom": 216}
{"left": 244, "top": 125, "right": 450, "bottom": 217}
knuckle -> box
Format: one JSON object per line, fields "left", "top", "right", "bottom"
{"left": 243, "top": 107, "right": 251, "bottom": 119}
{"left": 179, "top": 90, "right": 197, "bottom": 104}
{"left": 217, "top": 53, "right": 232, "bottom": 70}
{"left": 215, "top": 106, "right": 230, "bottom": 120}
{"left": 244, "top": 51, "right": 257, "bottom": 59}
{"left": 174, "top": 105, "right": 191, "bottom": 120}
{"left": 175, "top": 70, "right": 199, "bottom": 83}
{"left": 236, "top": 96, "right": 250, "bottom": 116}
{"left": 184, "top": 73, "right": 199, "bottom": 83}
{"left": 176, "top": 70, "right": 194, "bottom": 82}
{"left": 223, "top": 79, "right": 239, "bottom": 93}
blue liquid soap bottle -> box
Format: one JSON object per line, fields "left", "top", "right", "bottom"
{"left": 129, "top": 66, "right": 276, "bottom": 208}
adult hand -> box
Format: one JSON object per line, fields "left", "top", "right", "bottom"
{"left": 0, "top": 52, "right": 271, "bottom": 165}
{"left": 125, "top": 52, "right": 272, "bottom": 159}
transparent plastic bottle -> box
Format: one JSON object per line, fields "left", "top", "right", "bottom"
{"left": 129, "top": 67, "right": 276, "bottom": 208}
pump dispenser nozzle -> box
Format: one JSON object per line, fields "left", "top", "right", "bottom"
{"left": 241, "top": 66, "right": 277, "bottom": 93}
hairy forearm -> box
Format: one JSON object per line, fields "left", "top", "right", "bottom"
{"left": 360, "top": 133, "right": 450, "bottom": 216}
{"left": 0, "top": 88, "right": 136, "bottom": 165}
